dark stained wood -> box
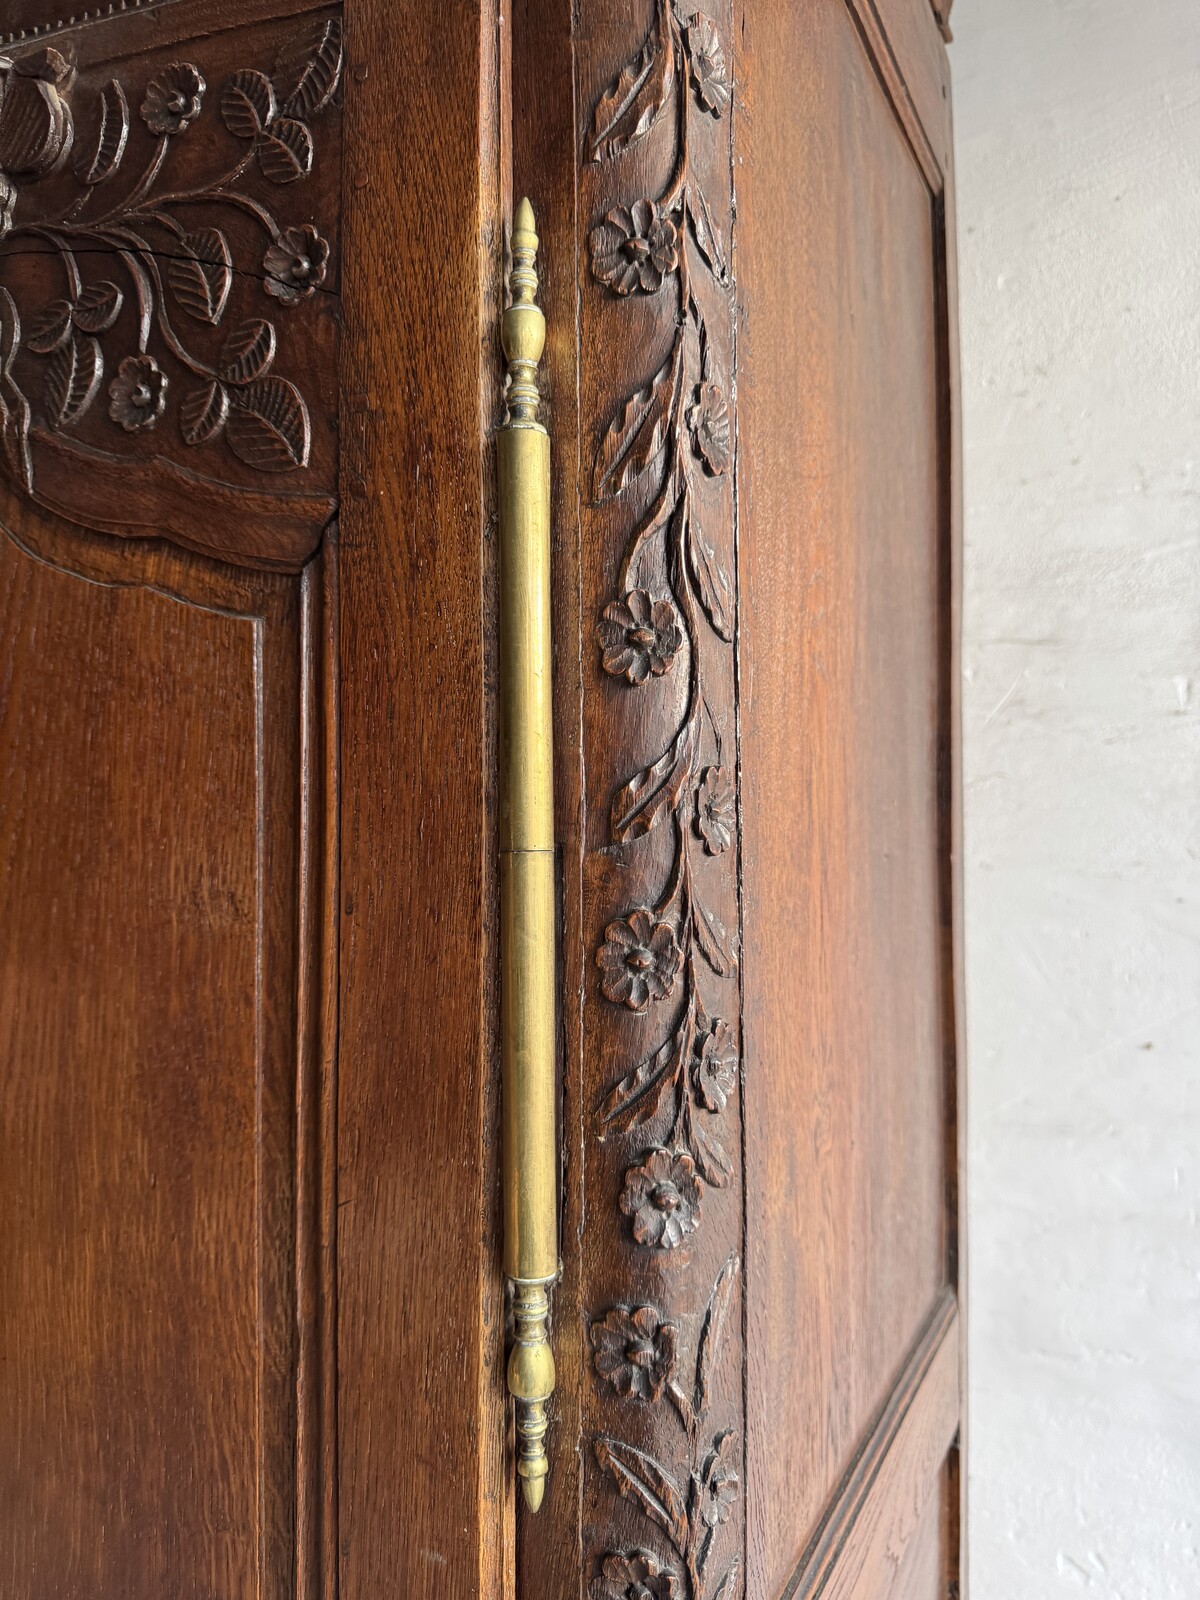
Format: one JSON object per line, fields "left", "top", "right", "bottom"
{"left": 0, "top": 0, "right": 962, "bottom": 1593}
{"left": 0, "top": 506, "right": 333, "bottom": 1599}
{"left": 0, "top": 6, "right": 343, "bottom": 569}
{"left": 0, "top": 8, "right": 342, "bottom": 1596}
{"left": 333, "top": 0, "right": 509, "bottom": 1596}
{"left": 516, "top": 0, "right": 746, "bottom": 1591}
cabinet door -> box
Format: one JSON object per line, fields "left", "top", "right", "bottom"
{"left": 0, "top": 1, "right": 962, "bottom": 1596}
{"left": 514, "top": 0, "right": 964, "bottom": 1595}
{"left": 0, "top": 6, "right": 342, "bottom": 1596}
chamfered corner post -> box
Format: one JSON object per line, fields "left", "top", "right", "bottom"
{"left": 498, "top": 198, "right": 557, "bottom": 1514}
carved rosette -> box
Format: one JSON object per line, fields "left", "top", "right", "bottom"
{"left": 0, "top": 13, "right": 342, "bottom": 565}
{"left": 581, "top": 1, "right": 743, "bottom": 1594}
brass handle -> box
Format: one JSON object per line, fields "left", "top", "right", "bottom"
{"left": 499, "top": 198, "right": 557, "bottom": 1513}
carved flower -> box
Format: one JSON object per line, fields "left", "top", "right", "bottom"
{"left": 141, "top": 63, "right": 206, "bottom": 135}
{"left": 695, "top": 764, "right": 735, "bottom": 854}
{"left": 263, "top": 224, "right": 330, "bottom": 304}
{"left": 621, "top": 1148, "right": 701, "bottom": 1249}
{"left": 692, "top": 1017, "right": 737, "bottom": 1113}
{"left": 596, "top": 910, "right": 681, "bottom": 1012}
{"left": 591, "top": 1305, "right": 678, "bottom": 1401}
{"left": 699, "top": 1430, "right": 740, "bottom": 1528}
{"left": 108, "top": 354, "right": 168, "bottom": 432}
{"left": 687, "top": 16, "right": 730, "bottom": 115}
{"left": 591, "top": 1551, "right": 680, "bottom": 1600}
{"left": 589, "top": 200, "right": 680, "bottom": 296}
{"left": 687, "top": 379, "right": 731, "bottom": 476}
{"left": 0, "top": 175, "right": 15, "bottom": 243}
{"left": 597, "top": 589, "right": 682, "bottom": 684}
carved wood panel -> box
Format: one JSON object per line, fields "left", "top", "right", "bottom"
{"left": 0, "top": 7, "right": 342, "bottom": 1596}
{"left": 0, "top": 4, "right": 342, "bottom": 569}
{"left": 579, "top": 2, "right": 744, "bottom": 1595}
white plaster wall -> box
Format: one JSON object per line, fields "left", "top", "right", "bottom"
{"left": 951, "top": 2, "right": 1200, "bottom": 1594}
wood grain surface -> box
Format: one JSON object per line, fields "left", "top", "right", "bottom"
{"left": 737, "top": 2, "right": 960, "bottom": 1595}
{"left": 334, "top": 0, "right": 509, "bottom": 1596}
{"left": 0, "top": 509, "right": 325, "bottom": 1599}
{"left": 517, "top": 0, "right": 962, "bottom": 1595}
{"left": 0, "top": 0, "right": 962, "bottom": 1594}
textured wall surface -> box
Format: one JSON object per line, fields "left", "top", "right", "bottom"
{"left": 952, "top": 2, "right": 1200, "bottom": 1594}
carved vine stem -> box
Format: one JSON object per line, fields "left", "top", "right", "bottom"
{"left": 589, "top": 0, "right": 738, "bottom": 1248}
{"left": 0, "top": 19, "right": 343, "bottom": 492}
{"left": 586, "top": 3, "right": 741, "bottom": 1597}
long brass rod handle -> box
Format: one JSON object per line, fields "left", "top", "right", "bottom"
{"left": 499, "top": 198, "right": 557, "bottom": 1514}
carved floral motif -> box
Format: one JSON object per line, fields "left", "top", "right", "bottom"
{"left": 0, "top": 18, "right": 342, "bottom": 493}
{"left": 594, "top": 1551, "right": 681, "bottom": 1600}
{"left": 598, "top": 587, "right": 683, "bottom": 684}
{"left": 591, "top": 1258, "right": 741, "bottom": 1600}
{"left": 586, "top": 2, "right": 741, "bottom": 1588}
{"left": 586, "top": 0, "right": 740, "bottom": 1249}
{"left": 620, "top": 1147, "right": 701, "bottom": 1250}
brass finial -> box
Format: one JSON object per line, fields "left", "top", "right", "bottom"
{"left": 501, "top": 198, "right": 545, "bottom": 429}
{"left": 508, "top": 1280, "right": 555, "bottom": 1512}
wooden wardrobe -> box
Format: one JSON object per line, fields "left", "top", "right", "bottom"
{"left": 0, "top": 0, "right": 965, "bottom": 1595}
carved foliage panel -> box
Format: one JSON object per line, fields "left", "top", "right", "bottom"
{"left": 0, "top": 6, "right": 342, "bottom": 568}
{"left": 579, "top": 2, "right": 743, "bottom": 1595}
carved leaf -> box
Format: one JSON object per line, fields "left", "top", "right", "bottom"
{"left": 180, "top": 381, "right": 230, "bottom": 446}
{"left": 45, "top": 335, "right": 103, "bottom": 429}
{"left": 257, "top": 117, "right": 314, "bottom": 184}
{"left": 26, "top": 300, "right": 74, "bottom": 354}
{"left": 695, "top": 1253, "right": 738, "bottom": 1419}
{"left": 599, "top": 1007, "right": 689, "bottom": 1129}
{"left": 72, "top": 282, "right": 124, "bottom": 335}
{"left": 711, "top": 1558, "right": 742, "bottom": 1600}
{"left": 594, "top": 1437, "right": 690, "bottom": 1555}
{"left": 167, "top": 229, "right": 233, "bottom": 325}
{"left": 75, "top": 78, "right": 129, "bottom": 185}
{"left": 611, "top": 709, "right": 697, "bottom": 843}
{"left": 221, "top": 69, "right": 276, "bottom": 139}
{"left": 588, "top": 8, "right": 675, "bottom": 162}
{"left": 690, "top": 1118, "right": 733, "bottom": 1188}
{"left": 0, "top": 76, "right": 70, "bottom": 177}
{"left": 593, "top": 337, "right": 682, "bottom": 502}
{"left": 685, "top": 509, "right": 734, "bottom": 642}
{"left": 0, "top": 289, "right": 21, "bottom": 379}
{"left": 0, "top": 377, "right": 32, "bottom": 491}
{"left": 691, "top": 898, "right": 736, "bottom": 976}
{"left": 218, "top": 318, "right": 277, "bottom": 385}
{"left": 274, "top": 17, "right": 344, "bottom": 119}
{"left": 687, "top": 187, "right": 728, "bottom": 282}
{"left": 226, "top": 376, "right": 310, "bottom": 471}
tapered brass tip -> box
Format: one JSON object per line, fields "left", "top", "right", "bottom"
{"left": 514, "top": 195, "right": 537, "bottom": 238}
{"left": 508, "top": 1280, "right": 555, "bottom": 1514}
{"left": 521, "top": 1459, "right": 546, "bottom": 1513}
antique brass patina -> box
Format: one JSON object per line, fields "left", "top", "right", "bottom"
{"left": 499, "top": 198, "right": 557, "bottom": 1513}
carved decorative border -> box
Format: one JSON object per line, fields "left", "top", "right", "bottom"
{"left": 582, "top": 2, "right": 742, "bottom": 1595}
{"left": 2, "top": 0, "right": 175, "bottom": 50}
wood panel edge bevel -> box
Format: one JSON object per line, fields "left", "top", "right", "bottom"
{"left": 783, "top": 1292, "right": 961, "bottom": 1600}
